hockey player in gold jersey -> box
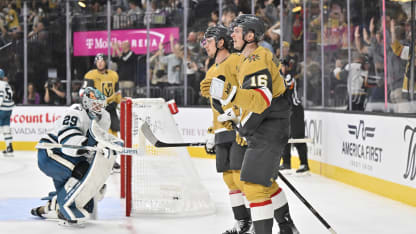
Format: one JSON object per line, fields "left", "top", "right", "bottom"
{"left": 201, "top": 25, "right": 253, "bottom": 234}
{"left": 201, "top": 15, "right": 299, "bottom": 234}
{"left": 82, "top": 53, "right": 121, "bottom": 137}
{"left": 81, "top": 53, "right": 121, "bottom": 171}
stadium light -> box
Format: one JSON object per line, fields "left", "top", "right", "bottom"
{"left": 78, "top": 0, "right": 86, "bottom": 8}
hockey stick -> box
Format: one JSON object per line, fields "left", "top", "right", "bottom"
{"left": 140, "top": 122, "right": 206, "bottom": 147}
{"left": 36, "top": 142, "right": 139, "bottom": 155}
{"left": 141, "top": 122, "right": 313, "bottom": 147}
{"left": 278, "top": 171, "right": 337, "bottom": 234}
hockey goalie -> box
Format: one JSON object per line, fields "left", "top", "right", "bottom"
{"left": 31, "top": 87, "right": 123, "bottom": 226}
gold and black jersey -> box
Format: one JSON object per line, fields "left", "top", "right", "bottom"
{"left": 233, "top": 46, "right": 289, "bottom": 136}
{"left": 391, "top": 40, "right": 416, "bottom": 93}
{"left": 204, "top": 53, "right": 241, "bottom": 144}
{"left": 84, "top": 69, "right": 121, "bottom": 104}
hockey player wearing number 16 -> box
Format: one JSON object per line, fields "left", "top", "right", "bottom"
{"left": 201, "top": 15, "right": 299, "bottom": 234}
{"left": 31, "top": 87, "right": 121, "bottom": 225}
{"left": 200, "top": 25, "right": 253, "bottom": 234}
{"left": 0, "top": 69, "right": 14, "bottom": 157}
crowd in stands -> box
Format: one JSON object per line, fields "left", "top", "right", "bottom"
{"left": 0, "top": 0, "right": 414, "bottom": 112}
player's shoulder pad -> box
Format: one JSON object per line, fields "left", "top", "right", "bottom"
{"left": 226, "top": 53, "right": 242, "bottom": 71}
{"left": 84, "top": 70, "right": 97, "bottom": 79}
{"left": 108, "top": 69, "right": 119, "bottom": 79}
{"left": 65, "top": 104, "right": 86, "bottom": 118}
{"left": 257, "top": 46, "right": 279, "bottom": 67}
{"left": 69, "top": 103, "right": 83, "bottom": 111}
{"left": 243, "top": 46, "right": 271, "bottom": 66}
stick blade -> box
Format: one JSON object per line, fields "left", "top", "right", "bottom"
{"left": 140, "top": 122, "right": 160, "bottom": 146}
{"left": 288, "top": 138, "right": 313, "bottom": 143}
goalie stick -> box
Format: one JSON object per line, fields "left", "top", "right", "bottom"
{"left": 36, "top": 120, "right": 138, "bottom": 155}
{"left": 141, "top": 122, "right": 312, "bottom": 147}
{"left": 36, "top": 142, "right": 139, "bottom": 155}
{"left": 278, "top": 172, "right": 337, "bottom": 234}
{"left": 140, "top": 122, "right": 206, "bottom": 147}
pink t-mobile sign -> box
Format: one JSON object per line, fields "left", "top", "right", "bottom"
{"left": 73, "top": 27, "right": 179, "bottom": 56}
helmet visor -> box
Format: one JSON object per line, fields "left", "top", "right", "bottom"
{"left": 200, "top": 37, "right": 215, "bottom": 47}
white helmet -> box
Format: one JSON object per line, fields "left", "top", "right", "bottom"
{"left": 82, "top": 87, "right": 107, "bottom": 119}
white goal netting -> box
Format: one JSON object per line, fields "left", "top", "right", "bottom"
{"left": 121, "top": 98, "right": 215, "bottom": 217}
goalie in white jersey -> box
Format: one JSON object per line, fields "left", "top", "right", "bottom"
{"left": 31, "top": 87, "right": 122, "bottom": 225}
{"left": 0, "top": 69, "right": 15, "bottom": 157}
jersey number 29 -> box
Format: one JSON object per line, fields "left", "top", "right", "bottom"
{"left": 62, "top": 116, "right": 78, "bottom": 127}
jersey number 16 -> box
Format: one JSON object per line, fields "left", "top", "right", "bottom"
{"left": 250, "top": 74, "right": 268, "bottom": 87}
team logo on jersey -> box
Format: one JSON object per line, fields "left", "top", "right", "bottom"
{"left": 403, "top": 125, "right": 416, "bottom": 181}
{"left": 225, "top": 82, "right": 232, "bottom": 95}
{"left": 102, "top": 82, "right": 114, "bottom": 97}
{"left": 272, "top": 55, "right": 280, "bottom": 67}
{"left": 347, "top": 120, "right": 375, "bottom": 140}
{"left": 245, "top": 54, "right": 260, "bottom": 62}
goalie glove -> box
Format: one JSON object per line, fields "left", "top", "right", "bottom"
{"left": 76, "top": 139, "right": 94, "bottom": 157}
{"left": 204, "top": 130, "right": 215, "bottom": 155}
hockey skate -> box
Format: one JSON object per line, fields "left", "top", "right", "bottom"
{"left": 2, "top": 145, "right": 13, "bottom": 157}
{"left": 223, "top": 219, "right": 252, "bottom": 234}
{"left": 278, "top": 214, "right": 299, "bottom": 234}
{"left": 57, "top": 211, "right": 86, "bottom": 228}
{"left": 295, "top": 164, "right": 310, "bottom": 176}
{"left": 31, "top": 206, "right": 58, "bottom": 220}
{"left": 31, "top": 197, "right": 58, "bottom": 220}
{"left": 278, "top": 222, "right": 299, "bottom": 234}
{"left": 278, "top": 164, "right": 292, "bottom": 175}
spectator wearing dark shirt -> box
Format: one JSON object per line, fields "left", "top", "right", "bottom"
{"left": 43, "top": 78, "right": 65, "bottom": 105}
{"left": 112, "top": 40, "right": 137, "bottom": 97}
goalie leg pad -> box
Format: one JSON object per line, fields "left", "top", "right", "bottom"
{"left": 215, "top": 142, "right": 232, "bottom": 173}
{"left": 57, "top": 150, "right": 116, "bottom": 221}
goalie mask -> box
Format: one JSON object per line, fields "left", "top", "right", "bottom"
{"left": 82, "top": 87, "right": 107, "bottom": 120}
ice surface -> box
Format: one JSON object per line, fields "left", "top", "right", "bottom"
{"left": 1, "top": 152, "right": 415, "bottom": 234}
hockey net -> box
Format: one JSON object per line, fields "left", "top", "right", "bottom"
{"left": 120, "top": 98, "right": 215, "bottom": 217}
